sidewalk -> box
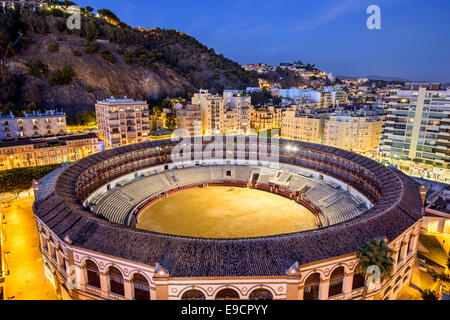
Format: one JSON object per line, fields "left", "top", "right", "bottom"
{"left": 1, "top": 196, "right": 58, "bottom": 300}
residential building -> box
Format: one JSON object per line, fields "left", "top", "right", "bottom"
{"left": 191, "top": 89, "right": 252, "bottom": 135}
{"left": 0, "top": 110, "right": 67, "bottom": 140}
{"left": 323, "top": 104, "right": 384, "bottom": 158}
{"left": 320, "top": 87, "right": 348, "bottom": 107}
{"left": 380, "top": 87, "right": 450, "bottom": 183}
{"left": 223, "top": 90, "right": 251, "bottom": 134}
{"left": 95, "top": 98, "right": 150, "bottom": 148}
{"left": 192, "top": 89, "right": 225, "bottom": 135}
{"left": 281, "top": 107, "right": 327, "bottom": 143}
{"left": 251, "top": 106, "right": 285, "bottom": 131}
{"left": 0, "top": 133, "right": 103, "bottom": 170}
{"left": 175, "top": 102, "right": 201, "bottom": 137}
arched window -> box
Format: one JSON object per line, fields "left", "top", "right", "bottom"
{"left": 181, "top": 289, "right": 206, "bottom": 300}
{"left": 328, "top": 267, "right": 345, "bottom": 297}
{"left": 303, "top": 273, "right": 321, "bottom": 300}
{"left": 86, "top": 259, "right": 101, "bottom": 288}
{"left": 249, "top": 288, "right": 273, "bottom": 300}
{"left": 352, "top": 272, "right": 365, "bottom": 290}
{"left": 133, "top": 273, "right": 150, "bottom": 300}
{"left": 108, "top": 266, "right": 124, "bottom": 296}
{"left": 215, "top": 288, "right": 240, "bottom": 300}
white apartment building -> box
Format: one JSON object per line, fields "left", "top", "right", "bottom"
{"left": 223, "top": 90, "right": 251, "bottom": 134}
{"left": 191, "top": 89, "right": 252, "bottom": 135}
{"left": 323, "top": 105, "right": 384, "bottom": 158}
{"left": 175, "top": 102, "right": 201, "bottom": 137}
{"left": 380, "top": 86, "right": 450, "bottom": 183}
{"left": 0, "top": 110, "right": 67, "bottom": 140}
{"left": 95, "top": 98, "right": 150, "bottom": 148}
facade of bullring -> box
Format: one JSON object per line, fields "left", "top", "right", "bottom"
{"left": 32, "top": 137, "right": 424, "bottom": 300}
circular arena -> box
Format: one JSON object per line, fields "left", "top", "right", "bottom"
{"left": 33, "top": 137, "right": 423, "bottom": 300}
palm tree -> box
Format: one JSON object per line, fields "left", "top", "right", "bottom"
{"left": 356, "top": 238, "right": 394, "bottom": 299}
{"left": 419, "top": 288, "right": 439, "bottom": 300}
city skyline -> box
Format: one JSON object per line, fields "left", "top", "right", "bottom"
{"left": 76, "top": 0, "right": 450, "bottom": 83}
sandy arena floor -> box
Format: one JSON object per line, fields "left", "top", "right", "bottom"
{"left": 136, "top": 186, "right": 318, "bottom": 238}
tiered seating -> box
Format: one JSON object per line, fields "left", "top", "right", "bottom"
{"left": 304, "top": 185, "right": 330, "bottom": 204}
{"left": 235, "top": 166, "right": 253, "bottom": 181}
{"left": 287, "top": 176, "right": 308, "bottom": 192}
{"left": 91, "top": 164, "right": 369, "bottom": 228}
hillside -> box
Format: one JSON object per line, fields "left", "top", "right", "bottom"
{"left": 0, "top": 4, "right": 260, "bottom": 117}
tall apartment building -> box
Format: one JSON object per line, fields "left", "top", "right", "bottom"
{"left": 323, "top": 104, "right": 384, "bottom": 158}
{"left": 175, "top": 103, "right": 201, "bottom": 137}
{"left": 281, "top": 107, "right": 327, "bottom": 143}
{"left": 0, "top": 110, "right": 67, "bottom": 140}
{"left": 223, "top": 90, "right": 251, "bottom": 134}
{"left": 192, "top": 90, "right": 225, "bottom": 135}
{"left": 380, "top": 87, "right": 450, "bottom": 183}
{"left": 0, "top": 133, "right": 102, "bottom": 170}
{"left": 95, "top": 98, "right": 150, "bottom": 148}
{"left": 191, "top": 89, "right": 252, "bottom": 135}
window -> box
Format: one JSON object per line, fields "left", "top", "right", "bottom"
{"left": 181, "top": 289, "right": 205, "bottom": 300}
{"left": 249, "top": 288, "right": 273, "bottom": 300}
{"left": 133, "top": 273, "right": 150, "bottom": 300}
{"left": 108, "top": 266, "right": 124, "bottom": 296}
{"left": 304, "top": 273, "right": 321, "bottom": 300}
{"left": 86, "top": 259, "right": 101, "bottom": 288}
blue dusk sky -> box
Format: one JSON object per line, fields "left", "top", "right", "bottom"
{"left": 75, "top": 0, "right": 450, "bottom": 82}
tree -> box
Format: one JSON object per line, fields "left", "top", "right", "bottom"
{"left": 0, "top": 164, "right": 60, "bottom": 193}
{"left": 49, "top": 65, "right": 75, "bottom": 85}
{"left": 97, "top": 8, "right": 120, "bottom": 25}
{"left": 164, "top": 114, "right": 177, "bottom": 131}
{"left": 85, "top": 6, "right": 94, "bottom": 13}
{"left": 72, "top": 110, "right": 96, "bottom": 126}
{"left": 356, "top": 238, "right": 394, "bottom": 298}
{"left": 47, "top": 41, "right": 59, "bottom": 53}
{"left": 25, "top": 60, "right": 47, "bottom": 76}
{"left": 419, "top": 289, "right": 439, "bottom": 300}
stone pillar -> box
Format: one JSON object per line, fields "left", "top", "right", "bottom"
{"left": 319, "top": 279, "right": 330, "bottom": 300}
{"left": 343, "top": 273, "right": 354, "bottom": 300}
{"left": 99, "top": 271, "right": 109, "bottom": 298}
{"left": 66, "top": 249, "right": 79, "bottom": 300}
{"left": 409, "top": 233, "right": 419, "bottom": 254}
{"left": 392, "top": 246, "right": 400, "bottom": 271}
{"left": 286, "top": 282, "right": 300, "bottom": 300}
{"left": 399, "top": 240, "right": 408, "bottom": 262}
{"left": 124, "top": 279, "right": 134, "bottom": 300}
{"left": 154, "top": 281, "right": 169, "bottom": 300}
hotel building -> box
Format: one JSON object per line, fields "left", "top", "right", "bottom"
{"left": 0, "top": 133, "right": 102, "bottom": 170}
{"left": 95, "top": 98, "right": 150, "bottom": 148}
{"left": 0, "top": 110, "right": 66, "bottom": 140}
{"left": 380, "top": 86, "right": 450, "bottom": 183}
{"left": 323, "top": 104, "right": 384, "bottom": 158}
